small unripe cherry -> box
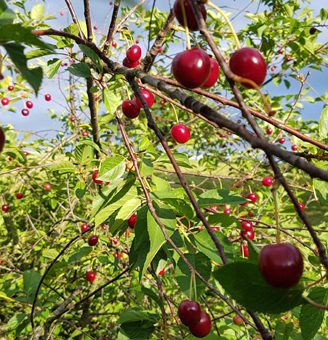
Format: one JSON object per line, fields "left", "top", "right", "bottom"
{"left": 233, "top": 315, "right": 243, "bottom": 325}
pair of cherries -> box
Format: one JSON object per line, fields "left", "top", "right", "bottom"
{"left": 178, "top": 300, "right": 212, "bottom": 338}
{"left": 123, "top": 44, "right": 142, "bottom": 69}
{"left": 122, "top": 89, "right": 155, "bottom": 119}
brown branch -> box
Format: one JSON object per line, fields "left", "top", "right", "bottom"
{"left": 102, "top": 2, "right": 120, "bottom": 54}
{"left": 140, "top": 9, "right": 175, "bottom": 72}
{"left": 64, "top": 0, "right": 83, "bottom": 39}
{"left": 83, "top": 0, "right": 93, "bottom": 42}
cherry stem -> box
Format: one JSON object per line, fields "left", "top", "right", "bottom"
{"left": 304, "top": 275, "right": 327, "bottom": 290}
{"left": 170, "top": 101, "right": 179, "bottom": 123}
{"left": 189, "top": 271, "right": 193, "bottom": 300}
{"left": 206, "top": 1, "right": 241, "bottom": 50}
{"left": 272, "top": 181, "right": 281, "bottom": 244}
{"left": 303, "top": 295, "right": 328, "bottom": 310}
{"left": 172, "top": 25, "right": 200, "bottom": 48}
{"left": 233, "top": 75, "right": 275, "bottom": 117}
{"left": 178, "top": 0, "right": 191, "bottom": 50}
{"left": 193, "top": 272, "right": 197, "bottom": 301}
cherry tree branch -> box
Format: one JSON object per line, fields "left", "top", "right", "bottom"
{"left": 64, "top": 0, "right": 83, "bottom": 39}
{"left": 101, "top": 2, "right": 120, "bottom": 54}
{"left": 83, "top": 0, "right": 93, "bottom": 42}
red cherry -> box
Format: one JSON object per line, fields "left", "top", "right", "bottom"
{"left": 122, "top": 100, "right": 140, "bottom": 119}
{"left": 16, "top": 193, "right": 23, "bottom": 199}
{"left": 160, "top": 100, "right": 166, "bottom": 105}
{"left": 229, "top": 47, "right": 267, "bottom": 88}
{"left": 112, "top": 41, "right": 117, "bottom": 47}
{"left": 241, "top": 196, "right": 248, "bottom": 206}
{"left": 1, "top": 97, "right": 9, "bottom": 105}
{"left": 0, "top": 126, "right": 5, "bottom": 153}
{"left": 173, "top": 0, "right": 207, "bottom": 31}
{"left": 70, "top": 117, "right": 75, "bottom": 122}
{"left": 248, "top": 211, "right": 254, "bottom": 217}
{"left": 211, "top": 226, "right": 220, "bottom": 231}
{"left": 158, "top": 47, "right": 162, "bottom": 53}
{"left": 172, "top": 48, "right": 211, "bottom": 88}
{"left": 278, "top": 49, "right": 283, "bottom": 54}
{"left": 26, "top": 101, "right": 33, "bottom": 109}
{"left": 247, "top": 192, "right": 258, "bottom": 203}
{"left": 279, "top": 137, "right": 285, "bottom": 144}
{"left": 110, "top": 1, "right": 113, "bottom": 5}
{"left": 86, "top": 271, "right": 96, "bottom": 282}
{"left": 24, "top": 151, "right": 28, "bottom": 156}
{"left": 271, "top": 66, "right": 276, "bottom": 72}
{"left": 8, "top": 86, "right": 14, "bottom": 91}
{"left": 92, "top": 171, "right": 102, "bottom": 184}
{"left": 240, "top": 245, "right": 249, "bottom": 257}
{"left": 285, "top": 56, "right": 291, "bottom": 62}
{"left": 310, "top": 27, "right": 317, "bottom": 35}
{"left": 211, "top": 205, "right": 218, "bottom": 211}
{"left": 202, "top": 58, "right": 220, "bottom": 89}
{"left": 22, "top": 109, "right": 29, "bottom": 116}
{"left": 259, "top": 243, "right": 303, "bottom": 289}
{"left": 178, "top": 300, "right": 202, "bottom": 327}
{"left": 60, "top": 11, "right": 64, "bottom": 16}
{"left": 262, "top": 176, "right": 273, "bottom": 187}
{"left": 136, "top": 89, "right": 155, "bottom": 108}
{"left": 126, "top": 45, "right": 142, "bottom": 62}
{"left": 81, "top": 224, "right": 88, "bottom": 232}
{"left": 128, "top": 214, "right": 137, "bottom": 229}
{"left": 171, "top": 124, "right": 190, "bottom": 144}
{"left": 233, "top": 315, "right": 243, "bottom": 326}
{"left": 224, "top": 208, "right": 231, "bottom": 214}
{"left": 292, "top": 145, "right": 297, "bottom": 151}
{"left": 123, "top": 57, "right": 140, "bottom": 68}
{"left": 294, "top": 202, "right": 305, "bottom": 211}
{"left": 45, "top": 94, "right": 51, "bottom": 101}
{"left": 114, "top": 252, "right": 120, "bottom": 258}
{"left": 135, "top": 39, "right": 139, "bottom": 44}
{"left": 82, "top": 131, "right": 88, "bottom": 137}
{"left": 113, "top": 238, "right": 119, "bottom": 245}
{"left": 0, "top": 260, "right": 4, "bottom": 264}
{"left": 159, "top": 268, "right": 165, "bottom": 275}
{"left": 240, "top": 229, "right": 255, "bottom": 241}
{"left": 267, "top": 128, "right": 273, "bottom": 135}
{"left": 102, "top": 225, "right": 107, "bottom": 230}
{"left": 93, "top": 25, "right": 98, "bottom": 30}
{"left": 2, "top": 204, "right": 9, "bottom": 212}
{"left": 44, "top": 183, "right": 51, "bottom": 190}
{"left": 241, "top": 221, "right": 253, "bottom": 231}
{"left": 88, "top": 235, "right": 99, "bottom": 246}
{"left": 189, "top": 311, "right": 212, "bottom": 338}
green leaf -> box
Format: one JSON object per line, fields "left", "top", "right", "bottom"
{"left": 98, "top": 156, "right": 125, "bottom": 182}
{"left": 3, "top": 43, "right": 43, "bottom": 95}
{"left": 138, "top": 137, "right": 150, "bottom": 152}
{"left": 194, "top": 229, "right": 234, "bottom": 264}
{"left": 175, "top": 252, "right": 211, "bottom": 300}
{"left": 197, "top": 189, "right": 248, "bottom": 207}
{"left": 50, "top": 161, "right": 75, "bottom": 172}
{"left": 77, "top": 139, "right": 100, "bottom": 152}
{"left": 67, "top": 62, "right": 91, "bottom": 78}
{"left": 300, "top": 287, "right": 328, "bottom": 340}
{"left": 79, "top": 44, "right": 102, "bottom": 73}
{"left": 75, "top": 182, "right": 87, "bottom": 200}
{"left": 74, "top": 144, "right": 93, "bottom": 165}
{"left": 319, "top": 106, "right": 328, "bottom": 140}
{"left": 275, "top": 321, "right": 294, "bottom": 340}
{"left": 139, "top": 158, "right": 154, "bottom": 177}
{"left": 110, "top": 198, "right": 141, "bottom": 235}
{"left": 31, "top": 3, "right": 44, "bottom": 21}
{"left": 68, "top": 246, "right": 93, "bottom": 264}
{"left": 141, "top": 203, "right": 176, "bottom": 277}
{"left": 26, "top": 49, "right": 55, "bottom": 60}
{"left": 152, "top": 175, "right": 171, "bottom": 192}
{"left": 313, "top": 161, "right": 328, "bottom": 206}
{"left": 7, "top": 313, "right": 27, "bottom": 329}
{"left": 155, "top": 152, "right": 191, "bottom": 168}
{"left": 42, "top": 249, "right": 59, "bottom": 259}
{"left": 117, "top": 308, "right": 160, "bottom": 324}
{"left": 184, "top": 334, "right": 219, "bottom": 340}
{"left": 44, "top": 58, "right": 63, "bottom": 79}
{"left": 23, "top": 270, "right": 42, "bottom": 299}
{"left": 103, "top": 89, "right": 119, "bottom": 114}
{"left": 214, "top": 261, "right": 304, "bottom": 314}
{"left": 0, "top": 8, "right": 15, "bottom": 25}
{"left": 206, "top": 214, "right": 239, "bottom": 229}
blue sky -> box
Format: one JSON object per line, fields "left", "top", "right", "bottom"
{"left": 0, "top": 0, "right": 327, "bottom": 146}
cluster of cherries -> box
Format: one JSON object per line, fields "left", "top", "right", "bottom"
{"left": 122, "top": 89, "right": 155, "bottom": 119}
{"left": 178, "top": 300, "right": 212, "bottom": 338}
{"left": 123, "top": 44, "right": 142, "bottom": 69}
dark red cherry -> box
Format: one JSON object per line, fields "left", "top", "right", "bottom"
{"left": 26, "top": 101, "right": 33, "bottom": 109}
{"left": 126, "top": 45, "right": 142, "bottom": 62}
{"left": 262, "top": 176, "right": 273, "bottom": 187}
{"left": 240, "top": 229, "right": 255, "bottom": 241}
{"left": 259, "top": 243, "right": 303, "bottom": 289}
{"left": 173, "top": 0, "right": 207, "bottom": 32}
{"left": 240, "top": 245, "right": 248, "bottom": 257}
{"left": 123, "top": 57, "right": 140, "bottom": 68}
{"left": 189, "top": 311, "right": 212, "bottom": 338}
{"left": 285, "top": 56, "right": 291, "bottom": 62}
{"left": 86, "top": 271, "right": 96, "bottom": 282}
{"left": 0, "top": 126, "right": 5, "bottom": 153}
{"left": 229, "top": 47, "right": 267, "bottom": 88}
{"left": 247, "top": 192, "right": 258, "bottom": 203}
{"left": 122, "top": 100, "right": 140, "bottom": 119}
{"left": 172, "top": 48, "right": 211, "bottom": 89}
{"left": 128, "top": 214, "right": 137, "bottom": 228}
{"left": 16, "top": 193, "right": 23, "bottom": 199}
{"left": 92, "top": 171, "right": 102, "bottom": 184}
{"left": 88, "top": 235, "right": 99, "bottom": 246}
{"left": 136, "top": 89, "right": 155, "bottom": 108}
{"left": 2, "top": 204, "right": 9, "bottom": 212}
{"left": 202, "top": 58, "right": 219, "bottom": 89}
{"left": 248, "top": 211, "right": 254, "bottom": 217}
{"left": 171, "top": 124, "right": 190, "bottom": 144}
{"left": 178, "top": 300, "right": 202, "bottom": 327}
{"left": 310, "top": 27, "right": 317, "bottom": 35}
